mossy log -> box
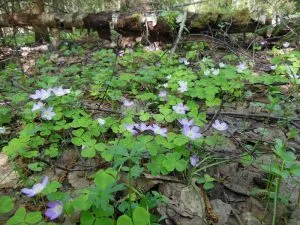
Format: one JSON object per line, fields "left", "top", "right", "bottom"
{"left": 0, "top": 10, "right": 297, "bottom": 42}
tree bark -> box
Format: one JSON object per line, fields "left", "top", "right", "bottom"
{"left": 0, "top": 9, "right": 298, "bottom": 43}
{"left": 31, "top": 0, "right": 49, "bottom": 43}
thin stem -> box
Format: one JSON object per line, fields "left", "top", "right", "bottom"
{"left": 272, "top": 177, "right": 280, "bottom": 225}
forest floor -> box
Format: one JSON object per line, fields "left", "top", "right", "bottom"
{"left": 0, "top": 37, "right": 299, "bottom": 225}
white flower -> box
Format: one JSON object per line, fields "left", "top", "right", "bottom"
{"left": 32, "top": 102, "right": 44, "bottom": 112}
{"left": 178, "top": 80, "right": 188, "bottom": 93}
{"left": 163, "top": 83, "right": 168, "bottom": 88}
{"left": 283, "top": 42, "right": 290, "bottom": 48}
{"left": 212, "top": 68, "right": 219, "bottom": 76}
{"left": 179, "top": 57, "right": 190, "bottom": 65}
{"left": 51, "top": 86, "right": 70, "bottom": 96}
{"left": 290, "top": 74, "right": 300, "bottom": 79}
{"left": 172, "top": 102, "right": 189, "bottom": 114}
{"left": 236, "top": 62, "right": 248, "bottom": 73}
{"left": 212, "top": 120, "right": 228, "bottom": 131}
{"left": 0, "top": 127, "right": 6, "bottom": 134}
{"left": 122, "top": 99, "right": 134, "bottom": 107}
{"left": 166, "top": 75, "right": 172, "bottom": 80}
{"left": 41, "top": 107, "right": 56, "bottom": 120}
{"left": 270, "top": 65, "right": 277, "bottom": 70}
{"left": 97, "top": 118, "right": 105, "bottom": 125}
{"left": 30, "top": 89, "right": 52, "bottom": 100}
{"left": 219, "top": 62, "right": 226, "bottom": 68}
{"left": 204, "top": 70, "right": 210, "bottom": 76}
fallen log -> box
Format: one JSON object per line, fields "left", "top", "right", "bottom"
{"left": 0, "top": 10, "right": 298, "bottom": 43}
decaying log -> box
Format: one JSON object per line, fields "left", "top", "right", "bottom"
{"left": 0, "top": 10, "right": 298, "bottom": 43}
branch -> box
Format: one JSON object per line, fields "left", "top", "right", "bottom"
{"left": 170, "top": 11, "right": 187, "bottom": 57}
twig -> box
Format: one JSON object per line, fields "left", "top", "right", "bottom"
{"left": 98, "top": 41, "right": 120, "bottom": 107}
{"left": 170, "top": 11, "right": 187, "bottom": 57}
{"left": 172, "top": 0, "right": 207, "bottom": 8}
{"left": 34, "top": 157, "right": 96, "bottom": 172}
{"left": 207, "top": 112, "right": 300, "bottom": 122}
{"left": 202, "top": 97, "right": 224, "bottom": 133}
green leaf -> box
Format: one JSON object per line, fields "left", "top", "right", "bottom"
{"left": 0, "top": 196, "right": 14, "bottom": 214}
{"left": 203, "top": 182, "right": 214, "bottom": 190}
{"left": 24, "top": 211, "right": 42, "bottom": 223}
{"left": 95, "top": 218, "right": 114, "bottom": 225}
{"left": 72, "top": 128, "right": 84, "bottom": 137}
{"left": 43, "top": 181, "right": 62, "bottom": 194}
{"left": 71, "top": 137, "right": 83, "bottom": 146}
{"left": 94, "top": 169, "right": 117, "bottom": 190}
{"left": 139, "top": 112, "right": 151, "bottom": 121}
{"left": 28, "top": 162, "right": 44, "bottom": 172}
{"left": 153, "top": 114, "right": 165, "bottom": 122}
{"left": 117, "top": 215, "right": 134, "bottom": 225}
{"left": 80, "top": 211, "right": 95, "bottom": 225}
{"left": 133, "top": 207, "right": 150, "bottom": 225}
{"left": 136, "top": 93, "right": 156, "bottom": 101}
{"left": 173, "top": 135, "right": 189, "bottom": 146}
{"left": 7, "top": 207, "right": 26, "bottom": 225}
{"left": 175, "top": 159, "right": 187, "bottom": 172}
{"left": 290, "top": 164, "right": 300, "bottom": 177}
{"left": 72, "top": 194, "right": 91, "bottom": 211}
{"left": 81, "top": 147, "right": 96, "bottom": 158}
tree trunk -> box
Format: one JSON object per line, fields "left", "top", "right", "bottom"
{"left": 32, "top": 0, "right": 49, "bottom": 43}
{"left": 0, "top": 9, "right": 298, "bottom": 43}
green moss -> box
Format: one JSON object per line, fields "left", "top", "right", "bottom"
{"left": 159, "top": 10, "right": 180, "bottom": 31}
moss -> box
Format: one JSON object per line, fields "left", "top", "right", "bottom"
{"left": 221, "top": 9, "right": 252, "bottom": 25}
{"left": 159, "top": 10, "right": 180, "bottom": 31}
{"left": 190, "top": 13, "right": 218, "bottom": 29}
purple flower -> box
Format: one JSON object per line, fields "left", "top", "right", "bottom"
{"left": 30, "top": 89, "right": 52, "bottom": 100}
{"left": 190, "top": 155, "right": 200, "bottom": 167}
{"left": 236, "top": 62, "right": 248, "bottom": 73}
{"left": 125, "top": 124, "right": 138, "bottom": 135}
{"left": 179, "top": 118, "right": 194, "bottom": 127}
{"left": 178, "top": 80, "right": 188, "bottom": 93}
{"left": 159, "top": 90, "right": 167, "bottom": 98}
{"left": 118, "top": 50, "right": 125, "bottom": 57}
{"left": 41, "top": 107, "right": 56, "bottom": 120}
{"left": 0, "top": 127, "right": 6, "bottom": 134}
{"left": 212, "top": 120, "right": 228, "bottom": 131}
{"left": 51, "top": 86, "right": 70, "bottom": 96}
{"left": 32, "top": 101, "right": 44, "bottom": 112}
{"left": 45, "top": 201, "right": 63, "bottom": 220}
{"left": 172, "top": 102, "right": 189, "bottom": 114}
{"left": 136, "top": 123, "right": 151, "bottom": 132}
{"left": 122, "top": 99, "right": 134, "bottom": 107}
{"left": 183, "top": 125, "right": 202, "bottom": 140}
{"left": 21, "top": 176, "right": 48, "bottom": 197}
{"left": 150, "top": 124, "right": 167, "bottom": 137}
